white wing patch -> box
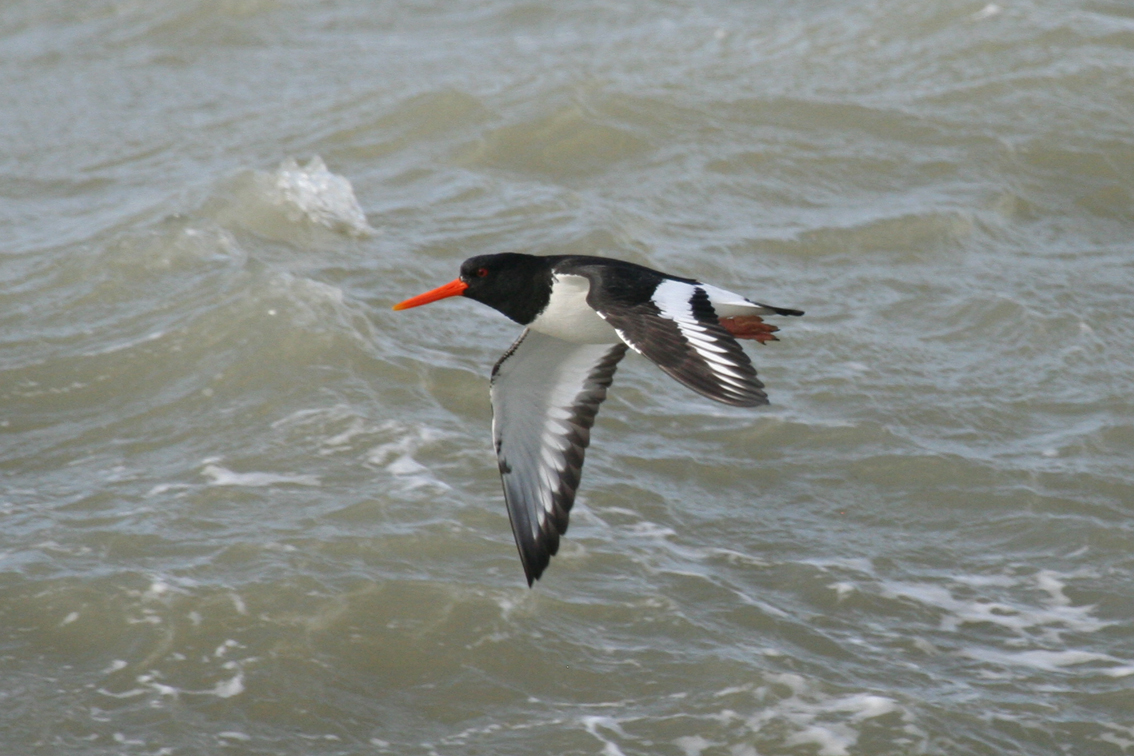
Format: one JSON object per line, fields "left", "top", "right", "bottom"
{"left": 651, "top": 280, "right": 759, "bottom": 393}
{"left": 699, "top": 282, "right": 784, "bottom": 317}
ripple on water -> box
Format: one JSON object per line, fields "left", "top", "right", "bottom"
{"left": 3, "top": 0, "right": 1134, "bottom": 754}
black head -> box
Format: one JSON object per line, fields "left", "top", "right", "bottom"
{"left": 457, "top": 253, "right": 555, "bottom": 325}
{"left": 393, "top": 253, "right": 556, "bottom": 324}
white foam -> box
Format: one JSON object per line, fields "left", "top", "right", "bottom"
{"left": 271, "top": 405, "right": 335, "bottom": 425}
{"left": 84, "top": 330, "right": 165, "bottom": 357}
{"left": 1102, "top": 733, "right": 1134, "bottom": 750}
{"left": 875, "top": 569, "right": 1134, "bottom": 679}
{"left": 145, "top": 483, "right": 192, "bottom": 498}
{"left": 1104, "top": 666, "right": 1134, "bottom": 678}
{"left": 201, "top": 463, "right": 319, "bottom": 488}
{"left": 730, "top": 588, "right": 790, "bottom": 618}
{"left": 1036, "top": 570, "right": 1072, "bottom": 606}
{"left": 97, "top": 687, "right": 148, "bottom": 699}
{"left": 971, "top": 3, "right": 1001, "bottom": 21}
{"left": 624, "top": 521, "right": 678, "bottom": 540}
{"left": 785, "top": 724, "right": 855, "bottom": 756}
{"left": 151, "top": 683, "right": 179, "bottom": 697}
{"left": 324, "top": 418, "right": 368, "bottom": 448}
{"left": 706, "top": 548, "right": 770, "bottom": 568}
{"left": 964, "top": 647, "right": 1117, "bottom": 671}
{"left": 739, "top": 676, "right": 912, "bottom": 755}
{"left": 880, "top": 572, "right": 1109, "bottom": 640}
{"left": 1099, "top": 723, "right": 1134, "bottom": 751}
{"left": 218, "top": 732, "right": 251, "bottom": 741}
{"left": 366, "top": 421, "right": 453, "bottom": 493}
{"left": 269, "top": 156, "right": 373, "bottom": 236}
{"left": 832, "top": 693, "right": 898, "bottom": 721}
{"left": 673, "top": 735, "right": 713, "bottom": 756}
{"left": 801, "top": 557, "right": 874, "bottom": 574}
{"left": 387, "top": 455, "right": 429, "bottom": 476}
{"left": 581, "top": 716, "right": 628, "bottom": 756}
{"left": 211, "top": 672, "right": 245, "bottom": 699}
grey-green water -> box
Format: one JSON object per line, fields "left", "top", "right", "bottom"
{"left": 3, "top": 1, "right": 1133, "bottom": 754}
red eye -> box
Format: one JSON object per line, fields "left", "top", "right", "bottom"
{"left": 476, "top": 267, "right": 488, "bottom": 277}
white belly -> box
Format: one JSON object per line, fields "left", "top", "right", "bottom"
{"left": 528, "top": 274, "right": 619, "bottom": 344}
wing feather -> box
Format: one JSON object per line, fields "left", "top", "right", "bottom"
{"left": 490, "top": 330, "right": 628, "bottom": 585}
{"left": 593, "top": 280, "right": 769, "bottom": 407}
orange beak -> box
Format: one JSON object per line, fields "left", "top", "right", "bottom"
{"left": 392, "top": 278, "right": 469, "bottom": 310}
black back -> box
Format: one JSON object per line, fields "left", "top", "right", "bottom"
{"left": 460, "top": 253, "right": 700, "bottom": 324}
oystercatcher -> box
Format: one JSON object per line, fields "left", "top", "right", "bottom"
{"left": 394, "top": 253, "right": 802, "bottom": 585}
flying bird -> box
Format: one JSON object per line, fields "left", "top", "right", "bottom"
{"left": 394, "top": 253, "right": 802, "bottom": 586}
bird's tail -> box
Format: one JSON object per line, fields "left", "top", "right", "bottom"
{"left": 720, "top": 315, "right": 784, "bottom": 344}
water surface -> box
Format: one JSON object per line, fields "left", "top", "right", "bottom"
{"left": 2, "top": 1, "right": 1133, "bottom": 754}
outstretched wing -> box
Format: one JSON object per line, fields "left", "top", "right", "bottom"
{"left": 593, "top": 279, "right": 769, "bottom": 407}
{"left": 490, "top": 329, "right": 628, "bottom": 586}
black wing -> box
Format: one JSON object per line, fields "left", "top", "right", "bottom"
{"left": 592, "top": 278, "right": 768, "bottom": 407}
{"left": 490, "top": 330, "right": 628, "bottom": 585}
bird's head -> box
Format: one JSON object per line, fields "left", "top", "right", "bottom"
{"left": 393, "top": 253, "right": 551, "bottom": 325}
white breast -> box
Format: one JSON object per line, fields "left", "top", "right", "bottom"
{"left": 528, "top": 274, "right": 619, "bottom": 344}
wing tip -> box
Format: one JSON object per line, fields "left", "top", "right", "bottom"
{"left": 519, "top": 547, "right": 548, "bottom": 587}
{"left": 719, "top": 391, "right": 770, "bottom": 408}
{"left": 513, "top": 521, "right": 558, "bottom": 588}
